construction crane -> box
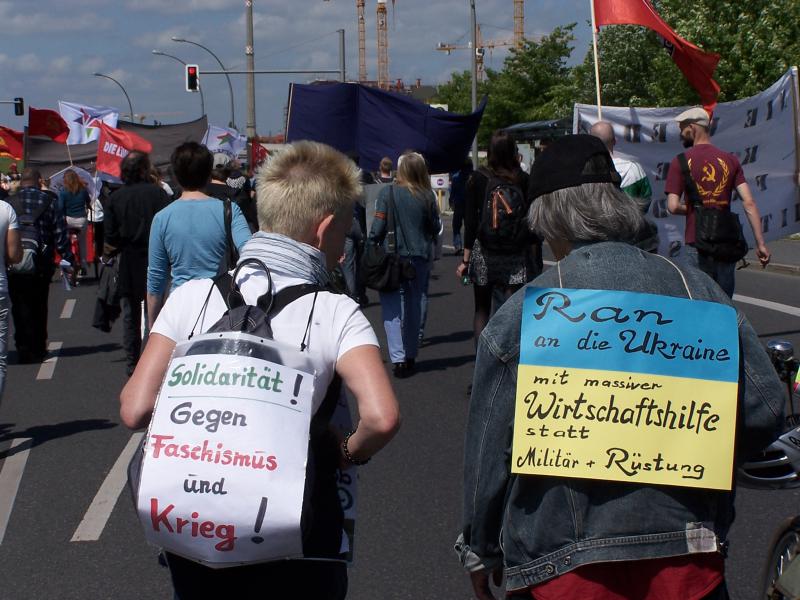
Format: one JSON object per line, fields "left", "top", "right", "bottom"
{"left": 436, "top": 25, "right": 513, "bottom": 81}
{"left": 514, "top": 0, "right": 524, "bottom": 48}
{"left": 324, "top": 0, "right": 396, "bottom": 84}
{"left": 357, "top": 0, "right": 367, "bottom": 81}
{"left": 377, "top": 0, "right": 389, "bottom": 88}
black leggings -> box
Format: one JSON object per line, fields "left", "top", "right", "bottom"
{"left": 472, "top": 282, "right": 524, "bottom": 347}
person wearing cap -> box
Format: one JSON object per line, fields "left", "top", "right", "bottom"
{"left": 665, "top": 106, "right": 770, "bottom": 297}
{"left": 455, "top": 134, "right": 783, "bottom": 600}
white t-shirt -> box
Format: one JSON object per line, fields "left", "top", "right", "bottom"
{"left": 151, "top": 267, "right": 379, "bottom": 414}
{"left": 0, "top": 201, "right": 19, "bottom": 294}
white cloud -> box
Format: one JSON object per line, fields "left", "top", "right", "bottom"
{"left": 125, "top": 0, "right": 239, "bottom": 13}
{"left": 0, "top": 1, "right": 112, "bottom": 34}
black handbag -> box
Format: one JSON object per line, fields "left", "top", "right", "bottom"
{"left": 678, "top": 153, "right": 748, "bottom": 263}
{"left": 361, "top": 186, "right": 416, "bottom": 292}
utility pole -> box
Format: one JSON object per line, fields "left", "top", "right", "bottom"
{"left": 470, "top": 0, "right": 478, "bottom": 169}
{"left": 245, "top": 0, "right": 257, "bottom": 139}
{"left": 338, "top": 29, "right": 346, "bottom": 82}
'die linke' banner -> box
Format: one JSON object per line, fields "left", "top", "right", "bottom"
{"left": 511, "top": 288, "right": 739, "bottom": 491}
{"left": 137, "top": 336, "right": 315, "bottom": 566}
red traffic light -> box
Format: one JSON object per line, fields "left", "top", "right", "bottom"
{"left": 185, "top": 64, "right": 199, "bottom": 92}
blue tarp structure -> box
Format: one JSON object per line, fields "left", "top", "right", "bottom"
{"left": 285, "top": 83, "right": 486, "bottom": 173}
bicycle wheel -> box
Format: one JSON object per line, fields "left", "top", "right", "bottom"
{"left": 762, "top": 517, "right": 800, "bottom": 599}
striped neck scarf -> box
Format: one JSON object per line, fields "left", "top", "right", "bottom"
{"left": 237, "top": 232, "right": 330, "bottom": 287}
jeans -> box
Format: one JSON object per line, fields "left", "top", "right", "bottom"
{"left": 452, "top": 202, "right": 464, "bottom": 250}
{"left": 684, "top": 245, "right": 736, "bottom": 298}
{"left": 379, "top": 256, "right": 430, "bottom": 364}
{"left": 0, "top": 294, "right": 10, "bottom": 400}
{"left": 66, "top": 215, "right": 89, "bottom": 270}
{"left": 120, "top": 296, "right": 144, "bottom": 374}
{"left": 342, "top": 236, "right": 358, "bottom": 298}
{"left": 8, "top": 269, "right": 53, "bottom": 361}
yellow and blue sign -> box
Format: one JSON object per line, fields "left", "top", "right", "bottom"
{"left": 512, "top": 288, "right": 740, "bottom": 491}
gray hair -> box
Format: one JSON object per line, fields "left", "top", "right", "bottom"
{"left": 528, "top": 182, "right": 644, "bottom": 244}
{"left": 255, "top": 141, "right": 362, "bottom": 238}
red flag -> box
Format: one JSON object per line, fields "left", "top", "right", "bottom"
{"left": 250, "top": 141, "right": 268, "bottom": 170}
{"left": 594, "top": 0, "right": 720, "bottom": 110}
{"left": 0, "top": 126, "right": 24, "bottom": 160}
{"left": 95, "top": 122, "right": 153, "bottom": 178}
{"left": 28, "top": 107, "right": 70, "bottom": 143}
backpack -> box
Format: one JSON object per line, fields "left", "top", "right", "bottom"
{"left": 476, "top": 169, "right": 530, "bottom": 253}
{"left": 204, "top": 260, "right": 344, "bottom": 559}
{"left": 7, "top": 194, "right": 51, "bottom": 274}
{"left": 129, "top": 258, "right": 345, "bottom": 564}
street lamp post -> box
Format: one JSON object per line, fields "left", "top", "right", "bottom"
{"left": 172, "top": 36, "right": 236, "bottom": 130}
{"left": 94, "top": 72, "right": 134, "bottom": 121}
{"left": 152, "top": 50, "right": 206, "bottom": 118}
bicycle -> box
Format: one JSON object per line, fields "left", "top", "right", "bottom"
{"left": 738, "top": 340, "right": 800, "bottom": 599}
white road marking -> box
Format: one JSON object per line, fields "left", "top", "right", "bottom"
{"left": 734, "top": 294, "right": 800, "bottom": 318}
{"left": 0, "top": 438, "right": 32, "bottom": 544}
{"left": 455, "top": 250, "right": 800, "bottom": 317}
{"left": 71, "top": 432, "right": 144, "bottom": 542}
{"left": 35, "top": 341, "right": 63, "bottom": 381}
{"left": 60, "top": 298, "right": 76, "bottom": 319}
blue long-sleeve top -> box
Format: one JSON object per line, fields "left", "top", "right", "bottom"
{"left": 58, "top": 189, "right": 90, "bottom": 218}
{"left": 147, "top": 198, "right": 251, "bottom": 294}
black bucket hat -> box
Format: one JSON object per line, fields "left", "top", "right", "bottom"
{"left": 528, "top": 134, "right": 621, "bottom": 200}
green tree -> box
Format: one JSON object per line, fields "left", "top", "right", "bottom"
{"left": 432, "top": 25, "right": 576, "bottom": 144}
{"left": 575, "top": 0, "right": 800, "bottom": 108}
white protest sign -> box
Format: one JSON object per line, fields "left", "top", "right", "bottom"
{"left": 137, "top": 332, "right": 316, "bottom": 567}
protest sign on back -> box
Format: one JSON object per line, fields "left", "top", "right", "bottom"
{"left": 512, "top": 288, "right": 740, "bottom": 491}
{"left": 137, "top": 331, "right": 317, "bottom": 567}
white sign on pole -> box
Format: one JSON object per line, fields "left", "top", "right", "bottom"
{"left": 137, "top": 332, "right": 316, "bottom": 567}
{"left": 431, "top": 174, "right": 450, "bottom": 189}
{"left": 574, "top": 68, "right": 800, "bottom": 256}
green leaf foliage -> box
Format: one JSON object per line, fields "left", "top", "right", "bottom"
{"left": 432, "top": 0, "right": 800, "bottom": 145}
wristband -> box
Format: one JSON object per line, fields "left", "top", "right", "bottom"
{"left": 461, "top": 259, "right": 469, "bottom": 266}
{"left": 342, "top": 430, "right": 371, "bottom": 466}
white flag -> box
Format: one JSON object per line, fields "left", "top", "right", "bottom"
{"left": 58, "top": 101, "right": 119, "bottom": 145}
{"left": 202, "top": 124, "right": 247, "bottom": 158}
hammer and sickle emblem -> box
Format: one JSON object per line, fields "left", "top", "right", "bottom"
{"left": 701, "top": 163, "right": 716, "bottom": 183}
{"left": 0, "top": 136, "right": 5, "bottom": 146}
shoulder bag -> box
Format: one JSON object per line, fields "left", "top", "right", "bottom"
{"left": 361, "top": 186, "right": 416, "bottom": 292}
{"left": 678, "top": 153, "right": 748, "bottom": 263}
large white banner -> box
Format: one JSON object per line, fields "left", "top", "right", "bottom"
{"left": 137, "top": 332, "right": 316, "bottom": 567}
{"left": 574, "top": 68, "right": 800, "bottom": 256}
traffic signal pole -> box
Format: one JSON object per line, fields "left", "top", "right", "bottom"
{"left": 245, "top": 0, "right": 256, "bottom": 139}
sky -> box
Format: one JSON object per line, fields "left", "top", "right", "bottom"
{"left": 0, "top": 0, "right": 594, "bottom": 136}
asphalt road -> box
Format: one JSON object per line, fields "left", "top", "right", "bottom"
{"left": 0, "top": 249, "right": 798, "bottom": 600}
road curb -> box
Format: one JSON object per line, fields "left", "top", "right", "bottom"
{"left": 742, "top": 260, "right": 800, "bottom": 276}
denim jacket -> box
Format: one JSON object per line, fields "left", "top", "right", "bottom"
{"left": 456, "top": 242, "right": 784, "bottom": 591}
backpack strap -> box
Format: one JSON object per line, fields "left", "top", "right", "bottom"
{"left": 222, "top": 198, "right": 238, "bottom": 272}
{"left": 677, "top": 153, "right": 703, "bottom": 209}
